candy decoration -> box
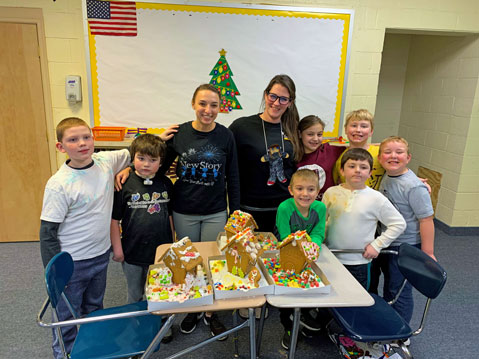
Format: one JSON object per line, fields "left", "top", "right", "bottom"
{"left": 262, "top": 257, "right": 322, "bottom": 289}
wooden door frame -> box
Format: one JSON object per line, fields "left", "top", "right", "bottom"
{"left": 0, "top": 7, "right": 57, "bottom": 174}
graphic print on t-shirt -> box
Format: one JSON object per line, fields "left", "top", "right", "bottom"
{"left": 127, "top": 191, "right": 169, "bottom": 214}
{"left": 178, "top": 144, "right": 223, "bottom": 186}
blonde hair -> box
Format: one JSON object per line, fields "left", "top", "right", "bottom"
{"left": 290, "top": 169, "right": 320, "bottom": 190}
{"left": 379, "top": 136, "right": 410, "bottom": 155}
{"left": 344, "top": 109, "right": 374, "bottom": 131}
{"left": 56, "top": 117, "right": 90, "bottom": 142}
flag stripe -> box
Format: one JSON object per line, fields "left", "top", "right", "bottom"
{"left": 89, "top": 25, "right": 137, "bottom": 30}
{"left": 88, "top": 20, "right": 136, "bottom": 25}
{"left": 91, "top": 31, "right": 137, "bottom": 36}
{"left": 110, "top": 11, "right": 136, "bottom": 15}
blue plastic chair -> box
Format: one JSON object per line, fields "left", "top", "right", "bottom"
{"left": 37, "top": 252, "right": 165, "bottom": 359}
{"left": 329, "top": 244, "right": 447, "bottom": 358}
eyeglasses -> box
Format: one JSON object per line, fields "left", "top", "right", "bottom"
{"left": 266, "top": 92, "right": 291, "bottom": 105}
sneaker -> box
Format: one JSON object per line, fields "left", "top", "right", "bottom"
{"left": 180, "top": 312, "right": 204, "bottom": 334}
{"left": 161, "top": 327, "right": 173, "bottom": 344}
{"left": 289, "top": 310, "right": 322, "bottom": 331}
{"left": 281, "top": 331, "right": 291, "bottom": 350}
{"left": 238, "top": 307, "right": 269, "bottom": 320}
{"left": 300, "top": 327, "right": 315, "bottom": 338}
{"left": 204, "top": 314, "right": 228, "bottom": 341}
{"left": 391, "top": 338, "right": 410, "bottom": 347}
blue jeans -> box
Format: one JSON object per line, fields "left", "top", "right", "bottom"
{"left": 52, "top": 250, "right": 110, "bottom": 359}
{"left": 383, "top": 244, "right": 420, "bottom": 324}
{"left": 344, "top": 263, "right": 369, "bottom": 290}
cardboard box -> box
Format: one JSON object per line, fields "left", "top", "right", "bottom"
{"left": 216, "top": 231, "right": 278, "bottom": 253}
{"left": 145, "top": 263, "right": 214, "bottom": 312}
{"left": 259, "top": 252, "right": 331, "bottom": 295}
{"left": 208, "top": 255, "right": 274, "bottom": 299}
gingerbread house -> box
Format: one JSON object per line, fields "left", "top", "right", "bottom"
{"left": 159, "top": 237, "right": 203, "bottom": 284}
{"left": 221, "top": 227, "right": 263, "bottom": 278}
{"left": 224, "top": 210, "right": 258, "bottom": 241}
{"left": 277, "top": 230, "right": 320, "bottom": 272}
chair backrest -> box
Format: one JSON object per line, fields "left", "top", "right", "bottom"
{"left": 45, "top": 252, "right": 74, "bottom": 309}
{"left": 398, "top": 244, "right": 447, "bottom": 299}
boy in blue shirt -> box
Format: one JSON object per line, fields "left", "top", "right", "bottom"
{"left": 378, "top": 136, "right": 435, "bottom": 324}
{"left": 275, "top": 169, "right": 327, "bottom": 350}
{"left": 40, "top": 117, "right": 131, "bottom": 358}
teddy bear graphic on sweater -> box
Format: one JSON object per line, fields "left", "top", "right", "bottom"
{"left": 261, "top": 144, "right": 289, "bottom": 186}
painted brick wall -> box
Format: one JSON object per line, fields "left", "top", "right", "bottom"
{"left": 2, "top": 0, "right": 479, "bottom": 225}
{"left": 398, "top": 35, "right": 479, "bottom": 226}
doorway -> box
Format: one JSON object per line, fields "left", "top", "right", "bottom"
{"left": 0, "top": 9, "right": 55, "bottom": 242}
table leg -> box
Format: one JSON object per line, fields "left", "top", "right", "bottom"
{"left": 256, "top": 304, "right": 266, "bottom": 357}
{"left": 249, "top": 308, "right": 256, "bottom": 359}
{"left": 288, "top": 308, "right": 300, "bottom": 359}
{"left": 141, "top": 314, "right": 176, "bottom": 359}
{"left": 233, "top": 310, "right": 239, "bottom": 358}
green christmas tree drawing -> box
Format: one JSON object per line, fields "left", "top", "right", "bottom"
{"left": 209, "top": 49, "right": 242, "bottom": 113}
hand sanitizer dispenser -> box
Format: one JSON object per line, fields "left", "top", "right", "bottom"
{"left": 65, "top": 75, "right": 82, "bottom": 102}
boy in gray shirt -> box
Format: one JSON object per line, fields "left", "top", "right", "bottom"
{"left": 378, "top": 136, "right": 435, "bottom": 324}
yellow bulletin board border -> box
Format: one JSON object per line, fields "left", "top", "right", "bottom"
{"left": 84, "top": 1, "right": 353, "bottom": 137}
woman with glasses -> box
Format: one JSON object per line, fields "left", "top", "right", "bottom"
{"left": 229, "top": 74, "right": 301, "bottom": 232}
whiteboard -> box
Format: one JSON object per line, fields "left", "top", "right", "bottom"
{"left": 84, "top": 1, "right": 353, "bottom": 137}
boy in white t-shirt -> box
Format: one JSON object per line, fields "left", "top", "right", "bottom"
{"left": 323, "top": 148, "right": 406, "bottom": 288}
{"left": 40, "top": 117, "right": 130, "bottom": 359}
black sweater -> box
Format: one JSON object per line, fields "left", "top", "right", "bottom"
{"left": 161, "top": 121, "right": 240, "bottom": 215}
{"left": 229, "top": 114, "right": 295, "bottom": 208}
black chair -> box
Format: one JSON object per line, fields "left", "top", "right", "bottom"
{"left": 329, "top": 244, "right": 447, "bottom": 358}
{"left": 37, "top": 251, "right": 169, "bottom": 358}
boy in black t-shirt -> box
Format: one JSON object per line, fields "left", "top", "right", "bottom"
{"left": 110, "top": 134, "right": 175, "bottom": 341}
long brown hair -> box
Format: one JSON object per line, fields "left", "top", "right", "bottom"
{"left": 260, "top": 74, "right": 301, "bottom": 162}
{"left": 295, "top": 115, "right": 325, "bottom": 162}
{"left": 191, "top": 83, "right": 221, "bottom": 104}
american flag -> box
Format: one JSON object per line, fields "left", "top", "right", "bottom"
{"left": 87, "top": 0, "right": 137, "bottom": 37}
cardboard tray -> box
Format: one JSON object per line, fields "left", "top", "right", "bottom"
{"left": 216, "top": 231, "right": 278, "bottom": 253}
{"left": 145, "top": 263, "right": 214, "bottom": 312}
{"left": 208, "top": 255, "right": 274, "bottom": 299}
{"left": 259, "top": 251, "right": 331, "bottom": 295}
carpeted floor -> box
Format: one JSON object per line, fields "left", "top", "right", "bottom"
{"left": 1, "top": 228, "right": 477, "bottom": 358}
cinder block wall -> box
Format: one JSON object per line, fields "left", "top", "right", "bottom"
{"left": 372, "top": 33, "right": 410, "bottom": 142}
{"left": 399, "top": 35, "right": 479, "bottom": 227}
{"left": 2, "top": 0, "right": 479, "bottom": 226}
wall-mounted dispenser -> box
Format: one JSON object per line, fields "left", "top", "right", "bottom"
{"left": 65, "top": 75, "right": 82, "bottom": 103}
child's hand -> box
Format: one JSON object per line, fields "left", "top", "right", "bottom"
{"left": 115, "top": 167, "right": 132, "bottom": 191}
{"left": 423, "top": 250, "right": 437, "bottom": 261}
{"left": 160, "top": 124, "right": 179, "bottom": 141}
{"left": 363, "top": 244, "right": 379, "bottom": 259}
{"left": 112, "top": 250, "right": 124, "bottom": 263}
{"left": 418, "top": 177, "right": 432, "bottom": 194}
